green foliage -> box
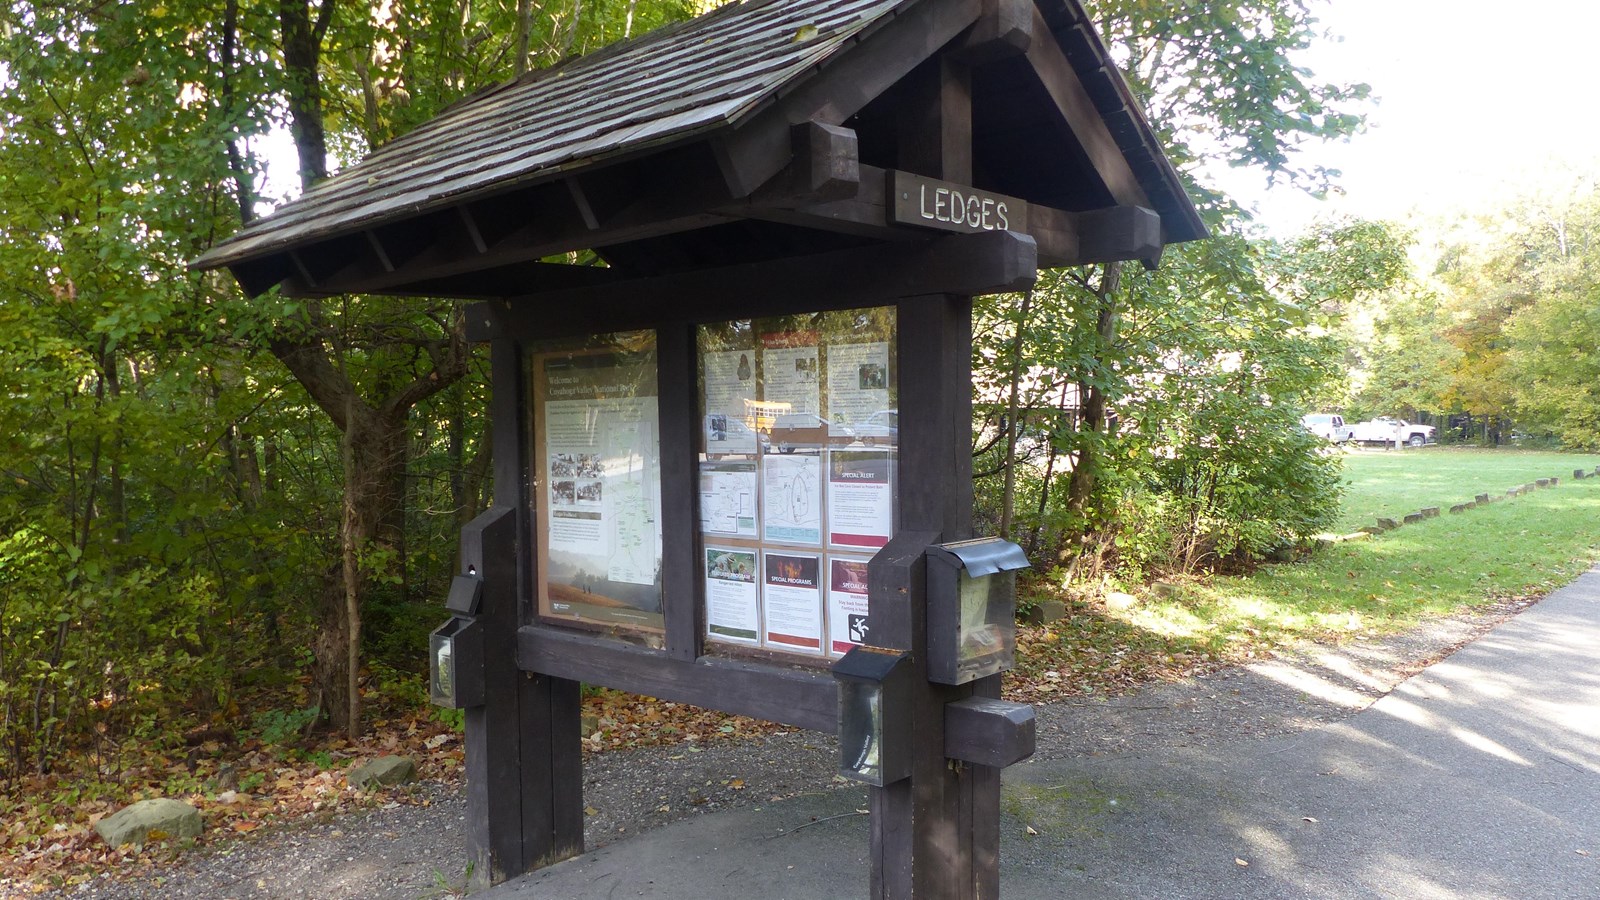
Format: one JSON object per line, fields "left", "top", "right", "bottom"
{"left": 251, "top": 706, "right": 322, "bottom": 747}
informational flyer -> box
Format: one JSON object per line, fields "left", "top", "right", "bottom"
{"left": 704, "top": 349, "right": 757, "bottom": 419}
{"left": 763, "top": 551, "right": 823, "bottom": 653}
{"left": 699, "top": 459, "right": 758, "bottom": 537}
{"left": 762, "top": 453, "right": 822, "bottom": 544}
{"left": 825, "top": 341, "right": 890, "bottom": 425}
{"left": 828, "top": 449, "right": 893, "bottom": 549}
{"left": 827, "top": 556, "right": 873, "bottom": 656}
{"left": 705, "top": 548, "right": 760, "bottom": 645}
{"left": 761, "top": 332, "right": 820, "bottom": 415}
{"left": 538, "top": 344, "right": 663, "bottom": 628}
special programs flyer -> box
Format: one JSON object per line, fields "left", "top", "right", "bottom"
{"left": 762, "top": 552, "right": 823, "bottom": 653}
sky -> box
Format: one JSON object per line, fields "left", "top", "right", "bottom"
{"left": 1208, "top": 0, "right": 1600, "bottom": 235}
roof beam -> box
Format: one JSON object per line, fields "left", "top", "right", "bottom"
{"left": 1022, "top": 5, "right": 1149, "bottom": 209}
{"left": 711, "top": 0, "right": 983, "bottom": 198}
{"left": 468, "top": 230, "right": 1039, "bottom": 342}
{"left": 951, "top": 0, "right": 1034, "bottom": 64}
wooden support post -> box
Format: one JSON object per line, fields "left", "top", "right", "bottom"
{"left": 464, "top": 340, "right": 583, "bottom": 889}
{"left": 863, "top": 293, "right": 1008, "bottom": 899}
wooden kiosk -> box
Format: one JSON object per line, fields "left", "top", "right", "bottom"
{"left": 197, "top": 0, "right": 1204, "bottom": 894}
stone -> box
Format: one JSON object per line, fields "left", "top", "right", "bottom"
{"left": 347, "top": 755, "right": 417, "bottom": 789}
{"left": 1375, "top": 517, "right": 1400, "bottom": 531}
{"left": 1151, "top": 580, "right": 1181, "bottom": 598}
{"left": 95, "top": 798, "right": 202, "bottom": 847}
{"left": 1420, "top": 507, "right": 1440, "bottom": 518}
{"left": 1551, "top": 476, "right": 1560, "bottom": 485}
{"left": 1476, "top": 494, "right": 1491, "bottom": 504}
{"left": 1507, "top": 487, "right": 1521, "bottom": 497}
{"left": 1449, "top": 504, "right": 1468, "bottom": 514}
{"left": 1025, "top": 598, "right": 1069, "bottom": 623}
{"left": 1526, "top": 483, "right": 1538, "bottom": 492}
{"left": 1577, "top": 470, "right": 1588, "bottom": 480}
{"left": 1403, "top": 512, "right": 1425, "bottom": 525}
{"left": 1104, "top": 592, "right": 1138, "bottom": 611}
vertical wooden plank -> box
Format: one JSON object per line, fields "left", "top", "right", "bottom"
{"left": 658, "top": 320, "right": 703, "bottom": 662}
{"left": 898, "top": 294, "right": 975, "bottom": 538}
{"left": 463, "top": 506, "right": 527, "bottom": 887}
{"left": 873, "top": 292, "right": 984, "bottom": 900}
{"left": 896, "top": 58, "right": 974, "bottom": 185}
{"left": 466, "top": 339, "right": 583, "bottom": 890}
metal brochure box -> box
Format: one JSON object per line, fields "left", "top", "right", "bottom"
{"left": 925, "top": 538, "right": 1030, "bottom": 685}
{"left": 430, "top": 616, "right": 485, "bottom": 709}
{"left": 831, "top": 647, "right": 913, "bottom": 786}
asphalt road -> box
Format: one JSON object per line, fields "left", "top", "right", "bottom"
{"left": 487, "top": 567, "right": 1600, "bottom": 899}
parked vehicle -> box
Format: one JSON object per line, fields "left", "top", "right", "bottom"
{"left": 852, "top": 409, "right": 899, "bottom": 446}
{"left": 769, "top": 413, "right": 854, "bottom": 452}
{"left": 1349, "top": 416, "right": 1435, "bottom": 447}
{"left": 705, "top": 414, "right": 768, "bottom": 455}
{"left": 1301, "top": 413, "right": 1353, "bottom": 443}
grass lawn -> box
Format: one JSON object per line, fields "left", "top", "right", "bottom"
{"left": 1332, "top": 446, "right": 1600, "bottom": 532}
{"left": 1012, "top": 448, "right": 1600, "bottom": 698}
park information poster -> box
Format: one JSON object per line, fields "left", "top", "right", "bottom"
{"left": 760, "top": 332, "right": 820, "bottom": 415}
{"left": 827, "top": 556, "right": 873, "bottom": 656}
{"left": 705, "top": 548, "right": 760, "bottom": 645}
{"left": 704, "top": 349, "right": 757, "bottom": 420}
{"left": 828, "top": 449, "right": 894, "bottom": 549}
{"left": 699, "top": 459, "right": 758, "bottom": 538}
{"left": 762, "top": 453, "right": 822, "bottom": 544}
{"left": 825, "top": 341, "right": 890, "bottom": 425}
{"left": 763, "top": 551, "right": 823, "bottom": 653}
{"left": 536, "top": 342, "right": 663, "bottom": 630}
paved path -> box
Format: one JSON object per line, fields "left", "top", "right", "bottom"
{"left": 487, "top": 568, "right": 1600, "bottom": 899}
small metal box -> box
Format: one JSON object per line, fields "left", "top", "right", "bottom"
{"left": 925, "top": 538, "right": 1029, "bottom": 685}
{"left": 831, "top": 646, "right": 913, "bottom": 786}
{"left": 429, "top": 616, "right": 485, "bottom": 709}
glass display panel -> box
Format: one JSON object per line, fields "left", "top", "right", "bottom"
{"left": 695, "top": 308, "right": 897, "bottom": 657}
{"left": 530, "top": 331, "right": 664, "bottom": 634}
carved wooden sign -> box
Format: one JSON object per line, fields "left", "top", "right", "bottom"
{"left": 887, "top": 170, "right": 1029, "bottom": 235}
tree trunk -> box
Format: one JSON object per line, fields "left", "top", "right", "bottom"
{"left": 1065, "top": 262, "right": 1123, "bottom": 524}
{"left": 999, "top": 289, "right": 1033, "bottom": 541}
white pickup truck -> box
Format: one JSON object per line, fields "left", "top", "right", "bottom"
{"left": 1349, "top": 416, "right": 1435, "bottom": 447}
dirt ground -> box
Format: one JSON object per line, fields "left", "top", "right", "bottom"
{"left": 37, "top": 599, "right": 1524, "bottom": 900}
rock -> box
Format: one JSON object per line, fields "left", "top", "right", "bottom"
{"left": 1025, "top": 598, "right": 1069, "bottom": 623}
{"left": 1449, "top": 504, "right": 1468, "bottom": 514}
{"left": 1151, "top": 581, "right": 1181, "bottom": 598}
{"left": 1576, "top": 470, "right": 1588, "bottom": 480}
{"left": 1476, "top": 493, "right": 1491, "bottom": 504}
{"left": 582, "top": 714, "right": 602, "bottom": 737}
{"left": 1341, "top": 531, "right": 1371, "bottom": 542}
{"left": 1507, "top": 487, "right": 1521, "bottom": 497}
{"left": 1403, "top": 512, "right": 1425, "bottom": 525}
{"left": 348, "top": 755, "right": 417, "bottom": 789}
{"left": 1105, "top": 593, "right": 1138, "bottom": 611}
{"left": 1525, "top": 483, "right": 1538, "bottom": 492}
{"left": 1420, "top": 507, "right": 1440, "bottom": 518}
{"left": 1375, "top": 517, "right": 1400, "bottom": 531}
{"left": 1551, "top": 476, "right": 1560, "bottom": 485}
{"left": 95, "top": 798, "right": 202, "bottom": 847}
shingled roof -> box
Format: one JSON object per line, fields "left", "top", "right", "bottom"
{"left": 197, "top": 0, "right": 1205, "bottom": 299}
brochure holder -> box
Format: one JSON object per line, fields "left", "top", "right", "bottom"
{"left": 925, "top": 538, "right": 1030, "bottom": 685}
{"left": 430, "top": 574, "right": 486, "bottom": 709}
{"left": 831, "top": 646, "right": 913, "bottom": 786}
